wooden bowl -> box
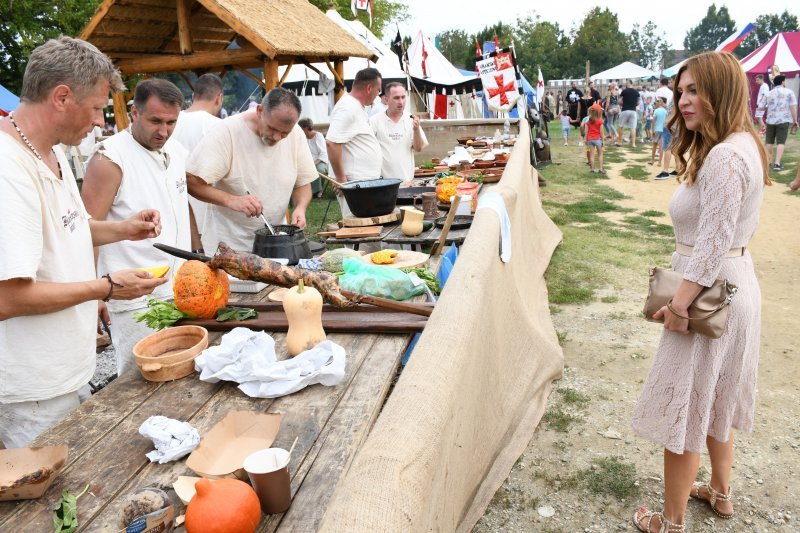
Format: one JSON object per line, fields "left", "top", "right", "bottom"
{"left": 473, "top": 160, "right": 495, "bottom": 169}
{"left": 133, "top": 325, "right": 208, "bottom": 382}
{"left": 0, "top": 446, "right": 68, "bottom": 501}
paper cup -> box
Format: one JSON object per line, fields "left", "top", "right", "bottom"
{"left": 243, "top": 448, "right": 291, "bottom": 514}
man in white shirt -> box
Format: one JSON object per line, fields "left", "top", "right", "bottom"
{"left": 81, "top": 78, "right": 191, "bottom": 376}
{"left": 0, "top": 37, "right": 166, "bottom": 447}
{"left": 298, "top": 117, "right": 328, "bottom": 198}
{"left": 186, "top": 87, "right": 316, "bottom": 252}
{"left": 369, "top": 82, "right": 428, "bottom": 182}
{"left": 655, "top": 77, "right": 673, "bottom": 108}
{"left": 753, "top": 74, "right": 769, "bottom": 132}
{"left": 326, "top": 67, "right": 383, "bottom": 218}
{"left": 171, "top": 73, "right": 224, "bottom": 245}
{"left": 763, "top": 75, "right": 798, "bottom": 171}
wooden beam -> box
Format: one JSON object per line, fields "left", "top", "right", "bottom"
{"left": 233, "top": 66, "right": 266, "bottom": 89}
{"left": 177, "top": 71, "right": 194, "bottom": 91}
{"left": 264, "top": 58, "right": 279, "bottom": 90}
{"left": 277, "top": 58, "right": 295, "bottom": 86}
{"left": 112, "top": 91, "right": 129, "bottom": 130}
{"left": 198, "top": 0, "right": 278, "bottom": 58}
{"left": 176, "top": 0, "right": 193, "bottom": 54}
{"left": 329, "top": 59, "right": 345, "bottom": 102}
{"left": 115, "top": 47, "right": 263, "bottom": 74}
{"left": 80, "top": 0, "right": 119, "bottom": 39}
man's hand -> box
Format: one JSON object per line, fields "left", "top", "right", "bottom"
{"left": 334, "top": 178, "right": 346, "bottom": 197}
{"left": 411, "top": 115, "right": 421, "bottom": 129}
{"left": 291, "top": 210, "right": 307, "bottom": 229}
{"left": 225, "top": 194, "right": 263, "bottom": 217}
{"left": 124, "top": 209, "right": 161, "bottom": 240}
{"left": 106, "top": 269, "right": 168, "bottom": 300}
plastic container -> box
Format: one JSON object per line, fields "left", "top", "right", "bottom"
{"left": 493, "top": 129, "right": 502, "bottom": 144}
{"left": 503, "top": 119, "right": 511, "bottom": 139}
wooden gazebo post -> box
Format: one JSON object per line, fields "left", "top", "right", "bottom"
{"left": 264, "top": 59, "right": 279, "bottom": 90}
{"left": 333, "top": 60, "right": 345, "bottom": 102}
{"left": 112, "top": 92, "right": 129, "bottom": 130}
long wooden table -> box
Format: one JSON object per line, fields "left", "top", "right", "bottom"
{"left": 0, "top": 280, "right": 437, "bottom": 531}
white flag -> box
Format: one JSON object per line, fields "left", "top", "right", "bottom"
{"left": 537, "top": 67, "right": 545, "bottom": 107}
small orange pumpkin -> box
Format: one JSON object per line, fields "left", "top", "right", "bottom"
{"left": 173, "top": 260, "right": 230, "bottom": 318}
{"left": 185, "top": 478, "right": 261, "bottom": 533}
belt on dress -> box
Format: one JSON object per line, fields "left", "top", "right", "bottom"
{"left": 675, "top": 243, "right": 746, "bottom": 258}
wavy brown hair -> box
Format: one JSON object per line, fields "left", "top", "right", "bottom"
{"left": 666, "top": 51, "right": 770, "bottom": 186}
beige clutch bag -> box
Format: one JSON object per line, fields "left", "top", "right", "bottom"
{"left": 643, "top": 267, "right": 738, "bottom": 339}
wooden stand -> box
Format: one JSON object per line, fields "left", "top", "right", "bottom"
{"left": 341, "top": 209, "right": 401, "bottom": 227}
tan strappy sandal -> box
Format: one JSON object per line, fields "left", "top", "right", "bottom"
{"left": 691, "top": 481, "right": 734, "bottom": 518}
{"left": 632, "top": 506, "right": 685, "bottom": 533}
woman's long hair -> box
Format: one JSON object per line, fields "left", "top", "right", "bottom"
{"left": 666, "top": 51, "right": 770, "bottom": 186}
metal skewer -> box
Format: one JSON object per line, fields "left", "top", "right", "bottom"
{"left": 246, "top": 189, "right": 277, "bottom": 235}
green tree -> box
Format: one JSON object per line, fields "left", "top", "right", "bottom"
{"left": 436, "top": 29, "right": 470, "bottom": 69}
{"left": 628, "top": 21, "right": 670, "bottom": 71}
{"left": 683, "top": 4, "right": 736, "bottom": 54}
{"left": 513, "top": 14, "right": 571, "bottom": 81}
{"left": 570, "top": 7, "right": 631, "bottom": 78}
{"left": 463, "top": 22, "right": 514, "bottom": 71}
{"left": 0, "top": 0, "right": 101, "bottom": 94}
{"left": 735, "top": 11, "right": 800, "bottom": 56}
{"left": 308, "top": 0, "right": 408, "bottom": 39}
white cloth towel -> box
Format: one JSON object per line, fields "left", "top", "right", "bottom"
{"left": 194, "top": 327, "right": 346, "bottom": 398}
{"left": 476, "top": 192, "right": 512, "bottom": 263}
{"left": 138, "top": 416, "right": 200, "bottom": 463}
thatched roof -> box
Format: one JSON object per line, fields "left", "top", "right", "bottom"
{"left": 81, "top": 0, "right": 377, "bottom": 75}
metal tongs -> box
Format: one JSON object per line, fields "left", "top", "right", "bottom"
{"left": 246, "top": 189, "right": 278, "bottom": 235}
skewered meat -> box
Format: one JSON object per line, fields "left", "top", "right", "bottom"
{"left": 208, "top": 243, "right": 356, "bottom": 308}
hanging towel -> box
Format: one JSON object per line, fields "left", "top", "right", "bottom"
{"left": 476, "top": 192, "right": 511, "bottom": 262}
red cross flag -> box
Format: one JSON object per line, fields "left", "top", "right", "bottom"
{"left": 350, "top": 0, "right": 373, "bottom": 26}
{"left": 537, "top": 67, "right": 545, "bottom": 107}
{"left": 477, "top": 56, "right": 519, "bottom": 112}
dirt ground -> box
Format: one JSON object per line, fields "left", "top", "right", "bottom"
{"left": 474, "top": 154, "right": 799, "bottom": 532}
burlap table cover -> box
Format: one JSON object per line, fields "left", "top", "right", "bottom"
{"left": 320, "top": 122, "right": 564, "bottom": 532}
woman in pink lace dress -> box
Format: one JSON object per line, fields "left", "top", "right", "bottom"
{"left": 631, "top": 52, "right": 771, "bottom": 532}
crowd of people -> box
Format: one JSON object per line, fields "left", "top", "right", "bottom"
{"left": 0, "top": 37, "right": 427, "bottom": 448}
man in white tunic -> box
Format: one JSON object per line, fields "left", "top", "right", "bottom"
{"left": 0, "top": 37, "right": 166, "bottom": 448}
{"left": 81, "top": 79, "right": 191, "bottom": 376}
{"left": 170, "top": 73, "right": 223, "bottom": 243}
{"left": 186, "top": 87, "right": 316, "bottom": 253}
{"left": 369, "top": 82, "right": 428, "bottom": 182}
{"left": 326, "top": 68, "right": 383, "bottom": 219}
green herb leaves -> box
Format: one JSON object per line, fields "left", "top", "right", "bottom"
{"left": 133, "top": 299, "right": 188, "bottom": 330}
{"left": 215, "top": 306, "right": 258, "bottom": 322}
{"left": 53, "top": 485, "right": 89, "bottom": 533}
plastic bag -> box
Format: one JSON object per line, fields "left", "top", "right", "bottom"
{"left": 339, "top": 258, "right": 426, "bottom": 301}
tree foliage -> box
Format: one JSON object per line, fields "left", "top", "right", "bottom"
{"left": 735, "top": 11, "right": 800, "bottom": 56}
{"left": 512, "top": 15, "right": 571, "bottom": 80}
{"left": 568, "top": 7, "right": 631, "bottom": 78}
{"left": 463, "top": 22, "right": 515, "bottom": 71}
{"left": 307, "top": 0, "right": 408, "bottom": 39}
{"left": 0, "top": 0, "right": 101, "bottom": 94}
{"left": 683, "top": 4, "right": 735, "bottom": 54}
{"left": 629, "top": 21, "right": 670, "bottom": 71}
{"left": 436, "top": 29, "right": 471, "bottom": 69}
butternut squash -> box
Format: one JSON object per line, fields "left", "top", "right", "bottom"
{"left": 283, "top": 279, "right": 326, "bottom": 356}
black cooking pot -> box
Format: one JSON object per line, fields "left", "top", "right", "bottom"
{"left": 252, "top": 224, "right": 311, "bottom": 266}
{"left": 341, "top": 178, "right": 401, "bottom": 218}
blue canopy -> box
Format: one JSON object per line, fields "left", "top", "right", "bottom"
{"left": 0, "top": 84, "right": 20, "bottom": 113}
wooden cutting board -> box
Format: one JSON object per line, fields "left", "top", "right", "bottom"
{"left": 341, "top": 209, "right": 401, "bottom": 227}
{"left": 360, "top": 250, "right": 429, "bottom": 269}
{"left": 317, "top": 225, "right": 383, "bottom": 239}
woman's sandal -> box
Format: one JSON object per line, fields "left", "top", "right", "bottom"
{"left": 691, "top": 481, "right": 734, "bottom": 519}
{"left": 632, "top": 506, "right": 685, "bottom": 532}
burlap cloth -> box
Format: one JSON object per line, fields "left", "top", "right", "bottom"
{"left": 319, "top": 122, "right": 564, "bottom": 532}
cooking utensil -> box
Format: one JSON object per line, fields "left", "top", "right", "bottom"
{"left": 430, "top": 195, "right": 460, "bottom": 257}
{"left": 318, "top": 172, "right": 401, "bottom": 218}
{"left": 245, "top": 190, "right": 277, "bottom": 236}
{"left": 153, "top": 244, "right": 433, "bottom": 317}
{"left": 252, "top": 224, "right": 312, "bottom": 265}
{"left": 435, "top": 215, "right": 473, "bottom": 230}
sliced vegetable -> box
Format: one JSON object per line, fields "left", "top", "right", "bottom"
{"left": 215, "top": 306, "right": 258, "bottom": 322}
{"left": 53, "top": 485, "right": 89, "bottom": 533}
{"left": 133, "top": 299, "right": 188, "bottom": 330}
{"left": 136, "top": 266, "right": 170, "bottom": 278}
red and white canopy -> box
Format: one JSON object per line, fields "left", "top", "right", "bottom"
{"left": 740, "top": 32, "right": 800, "bottom": 75}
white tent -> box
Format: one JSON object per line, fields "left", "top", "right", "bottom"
{"left": 591, "top": 61, "right": 658, "bottom": 81}
{"left": 407, "top": 31, "right": 479, "bottom": 86}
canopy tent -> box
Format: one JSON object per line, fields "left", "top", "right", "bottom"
{"left": 0, "top": 84, "right": 19, "bottom": 116}
{"left": 661, "top": 59, "right": 687, "bottom": 78}
{"left": 740, "top": 32, "right": 800, "bottom": 75}
{"left": 591, "top": 61, "right": 658, "bottom": 81}
{"left": 407, "top": 31, "right": 480, "bottom": 89}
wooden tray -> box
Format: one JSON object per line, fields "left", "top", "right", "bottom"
{"left": 360, "top": 250, "right": 429, "bottom": 269}
{"left": 179, "top": 302, "right": 430, "bottom": 333}
{"left": 318, "top": 225, "right": 383, "bottom": 239}
{"left": 341, "top": 209, "right": 401, "bottom": 227}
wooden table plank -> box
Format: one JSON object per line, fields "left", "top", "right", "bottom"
{"left": 265, "top": 334, "right": 408, "bottom": 532}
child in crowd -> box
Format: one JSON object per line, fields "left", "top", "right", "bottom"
{"left": 650, "top": 97, "right": 668, "bottom": 168}
{"left": 559, "top": 112, "right": 571, "bottom": 145}
{"left": 644, "top": 96, "right": 654, "bottom": 142}
{"left": 585, "top": 104, "right": 605, "bottom": 173}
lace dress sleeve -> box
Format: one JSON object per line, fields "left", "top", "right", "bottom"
{"left": 683, "top": 146, "right": 749, "bottom": 286}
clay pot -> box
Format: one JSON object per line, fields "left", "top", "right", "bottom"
{"left": 133, "top": 326, "right": 208, "bottom": 382}
{"left": 400, "top": 207, "right": 425, "bottom": 236}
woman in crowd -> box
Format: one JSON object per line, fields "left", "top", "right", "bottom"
{"left": 631, "top": 51, "right": 770, "bottom": 532}
{"left": 604, "top": 82, "right": 620, "bottom": 143}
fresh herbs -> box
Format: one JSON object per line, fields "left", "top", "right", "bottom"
{"left": 401, "top": 267, "right": 441, "bottom": 295}
{"left": 419, "top": 159, "right": 434, "bottom": 170}
{"left": 215, "top": 306, "right": 258, "bottom": 322}
{"left": 53, "top": 485, "right": 89, "bottom": 533}
{"left": 467, "top": 171, "right": 484, "bottom": 184}
{"left": 133, "top": 299, "right": 188, "bottom": 330}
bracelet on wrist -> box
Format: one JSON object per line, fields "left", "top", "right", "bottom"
{"left": 102, "top": 273, "right": 123, "bottom": 302}
{"left": 192, "top": 248, "right": 205, "bottom": 254}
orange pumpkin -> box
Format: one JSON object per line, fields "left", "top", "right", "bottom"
{"left": 185, "top": 478, "right": 261, "bottom": 533}
{"left": 173, "top": 260, "right": 230, "bottom": 318}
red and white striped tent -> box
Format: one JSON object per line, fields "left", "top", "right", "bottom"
{"left": 740, "top": 32, "right": 800, "bottom": 115}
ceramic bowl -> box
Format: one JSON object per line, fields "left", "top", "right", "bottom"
{"left": 0, "top": 446, "right": 68, "bottom": 501}
{"left": 133, "top": 325, "right": 208, "bottom": 382}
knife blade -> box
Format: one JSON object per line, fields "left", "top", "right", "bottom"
{"left": 153, "top": 243, "right": 211, "bottom": 262}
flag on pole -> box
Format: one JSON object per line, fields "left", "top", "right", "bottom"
{"left": 474, "top": 38, "right": 482, "bottom": 57}
{"left": 391, "top": 30, "right": 404, "bottom": 69}
{"left": 350, "top": 0, "right": 373, "bottom": 27}
{"left": 715, "top": 23, "right": 756, "bottom": 53}
{"left": 537, "top": 67, "right": 545, "bottom": 107}
{"left": 421, "top": 39, "right": 429, "bottom": 78}
{"left": 494, "top": 34, "right": 501, "bottom": 51}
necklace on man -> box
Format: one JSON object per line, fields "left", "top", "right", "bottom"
{"left": 8, "top": 112, "right": 62, "bottom": 178}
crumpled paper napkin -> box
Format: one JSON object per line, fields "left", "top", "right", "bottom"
{"left": 194, "top": 327, "right": 346, "bottom": 398}
{"left": 138, "top": 416, "right": 200, "bottom": 463}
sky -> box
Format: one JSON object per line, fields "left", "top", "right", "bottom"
{"left": 395, "top": 0, "right": 794, "bottom": 51}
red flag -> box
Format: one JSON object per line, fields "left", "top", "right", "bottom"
{"left": 474, "top": 38, "right": 482, "bottom": 57}
{"left": 421, "top": 39, "right": 429, "bottom": 78}
{"left": 494, "top": 34, "right": 500, "bottom": 51}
